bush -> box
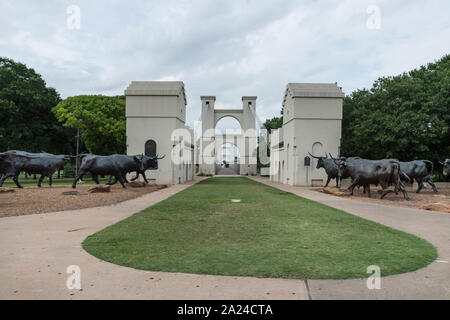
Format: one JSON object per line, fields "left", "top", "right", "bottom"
{"left": 63, "top": 162, "right": 76, "bottom": 178}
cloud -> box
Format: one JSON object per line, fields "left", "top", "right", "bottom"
{"left": 1, "top": 0, "right": 449, "bottom": 128}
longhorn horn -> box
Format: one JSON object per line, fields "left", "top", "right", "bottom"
{"left": 307, "top": 152, "right": 321, "bottom": 159}
{"left": 157, "top": 154, "right": 166, "bottom": 160}
{"left": 329, "top": 153, "right": 342, "bottom": 165}
{"left": 439, "top": 161, "right": 444, "bottom": 165}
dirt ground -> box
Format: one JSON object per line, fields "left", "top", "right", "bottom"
{"left": 0, "top": 183, "right": 167, "bottom": 218}
{"left": 317, "top": 185, "right": 450, "bottom": 212}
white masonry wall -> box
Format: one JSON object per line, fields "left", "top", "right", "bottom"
{"left": 125, "top": 81, "right": 194, "bottom": 185}
{"left": 270, "top": 83, "right": 344, "bottom": 186}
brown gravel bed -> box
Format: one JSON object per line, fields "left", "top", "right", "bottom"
{"left": 0, "top": 184, "right": 167, "bottom": 218}
{"left": 316, "top": 185, "right": 450, "bottom": 211}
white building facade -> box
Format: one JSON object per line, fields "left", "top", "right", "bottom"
{"left": 270, "top": 83, "right": 344, "bottom": 186}
{"left": 125, "top": 81, "right": 195, "bottom": 185}
{"left": 125, "top": 81, "right": 343, "bottom": 186}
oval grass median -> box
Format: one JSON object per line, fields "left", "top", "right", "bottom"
{"left": 83, "top": 177, "right": 437, "bottom": 279}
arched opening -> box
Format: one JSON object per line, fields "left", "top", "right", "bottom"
{"left": 145, "top": 139, "right": 157, "bottom": 157}
{"left": 311, "top": 141, "right": 325, "bottom": 184}
{"left": 286, "top": 144, "right": 290, "bottom": 182}
{"left": 311, "top": 142, "right": 324, "bottom": 171}
{"left": 214, "top": 116, "right": 242, "bottom": 175}
{"left": 215, "top": 116, "right": 242, "bottom": 135}
{"left": 216, "top": 143, "right": 240, "bottom": 175}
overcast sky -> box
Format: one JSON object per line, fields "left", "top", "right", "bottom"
{"left": 1, "top": 0, "right": 449, "bottom": 131}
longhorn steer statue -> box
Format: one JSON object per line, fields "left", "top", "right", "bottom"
{"left": 332, "top": 157, "right": 409, "bottom": 200}
{"left": 399, "top": 160, "right": 437, "bottom": 193}
{"left": 327, "top": 154, "right": 371, "bottom": 193}
{"left": 0, "top": 151, "right": 41, "bottom": 188}
{"left": 9, "top": 150, "right": 73, "bottom": 187}
{"left": 129, "top": 154, "right": 165, "bottom": 183}
{"left": 106, "top": 154, "right": 164, "bottom": 185}
{"left": 72, "top": 154, "right": 146, "bottom": 189}
{"left": 440, "top": 159, "right": 450, "bottom": 176}
{"left": 308, "top": 152, "right": 340, "bottom": 187}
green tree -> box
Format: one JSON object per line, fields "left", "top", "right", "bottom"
{"left": 263, "top": 116, "right": 283, "bottom": 133}
{"left": 258, "top": 113, "right": 283, "bottom": 168}
{"left": 341, "top": 54, "right": 450, "bottom": 162}
{"left": 0, "top": 57, "right": 75, "bottom": 154}
{"left": 52, "top": 95, "right": 126, "bottom": 154}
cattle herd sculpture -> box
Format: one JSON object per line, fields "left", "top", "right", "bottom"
{"left": 309, "top": 153, "right": 449, "bottom": 200}
{"left": 440, "top": 159, "right": 450, "bottom": 177}
{"left": 0, "top": 149, "right": 448, "bottom": 200}
{"left": 0, "top": 150, "right": 164, "bottom": 189}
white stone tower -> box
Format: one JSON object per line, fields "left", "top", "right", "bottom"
{"left": 270, "top": 83, "right": 344, "bottom": 186}
{"left": 199, "top": 95, "right": 257, "bottom": 175}
{"left": 125, "top": 81, "right": 194, "bottom": 185}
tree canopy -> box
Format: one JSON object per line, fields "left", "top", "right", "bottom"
{"left": 341, "top": 54, "right": 450, "bottom": 161}
{"left": 259, "top": 113, "right": 283, "bottom": 168}
{"left": 263, "top": 115, "right": 283, "bottom": 133}
{"left": 0, "top": 57, "right": 75, "bottom": 154}
{"left": 52, "top": 95, "right": 126, "bottom": 154}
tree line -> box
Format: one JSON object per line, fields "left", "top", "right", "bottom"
{"left": 341, "top": 54, "right": 449, "bottom": 162}
{"left": 1, "top": 55, "right": 448, "bottom": 166}
{"left": 264, "top": 54, "right": 449, "bottom": 165}
{"left": 0, "top": 57, "right": 125, "bottom": 156}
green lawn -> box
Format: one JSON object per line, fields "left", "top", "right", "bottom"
{"left": 83, "top": 177, "right": 437, "bottom": 279}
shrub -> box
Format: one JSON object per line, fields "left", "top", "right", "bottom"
{"left": 63, "top": 162, "right": 76, "bottom": 178}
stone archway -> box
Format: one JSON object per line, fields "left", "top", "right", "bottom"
{"left": 214, "top": 112, "right": 244, "bottom": 129}
{"left": 199, "top": 96, "right": 257, "bottom": 176}
{"left": 215, "top": 142, "right": 241, "bottom": 175}
{"left": 311, "top": 141, "right": 325, "bottom": 184}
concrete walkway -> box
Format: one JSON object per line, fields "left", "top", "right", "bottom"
{"left": 250, "top": 177, "right": 450, "bottom": 300}
{"left": 1, "top": 176, "right": 448, "bottom": 300}
{"left": 0, "top": 178, "right": 308, "bottom": 300}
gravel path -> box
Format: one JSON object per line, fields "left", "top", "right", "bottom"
{"left": 0, "top": 184, "right": 168, "bottom": 218}
{"left": 319, "top": 185, "right": 450, "bottom": 212}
